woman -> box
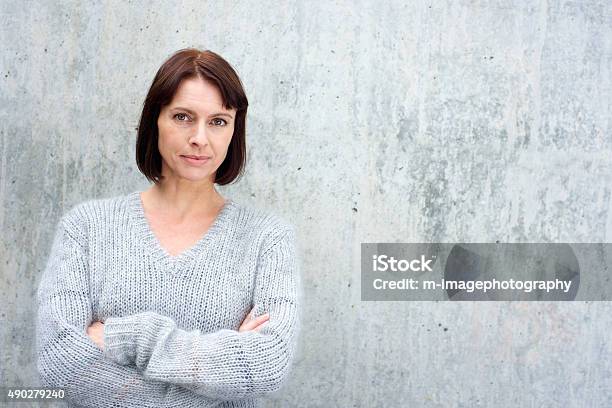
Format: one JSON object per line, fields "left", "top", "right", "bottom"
{"left": 36, "top": 48, "right": 302, "bottom": 408}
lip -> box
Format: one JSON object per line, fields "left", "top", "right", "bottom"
{"left": 180, "top": 155, "right": 211, "bottom": 166}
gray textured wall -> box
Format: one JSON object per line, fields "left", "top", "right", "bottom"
{"left": 2, "top": 1, "right": 611, "bottom": 407}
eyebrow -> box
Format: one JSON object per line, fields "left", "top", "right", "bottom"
{"left": 171, "top": 106, "right": 234, "bottom": 119}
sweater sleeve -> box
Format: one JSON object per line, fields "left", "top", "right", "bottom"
{"left": 102, "top": 225, "right": 302, "bottom": 401}
{"left": 36, "top": 213, "right": 223, "bottom": 408}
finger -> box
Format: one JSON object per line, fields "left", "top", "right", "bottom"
{"left": 253, "top": 321, "right": 269, "bottom": 332}
{"left": 239, "top": 310, "right": 254, "bottom": 329}
{"left": 240, "top": 313, "right": 269, "bottom": 331}
{"left": 253, "top": 312, "right": 269, "bottom": 322}
{"left": 249, "top": 314, "right": 270, "bottom": 330}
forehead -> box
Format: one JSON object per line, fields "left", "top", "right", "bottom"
{"left": 168, "top": 77, "right": 233, "bottom": 113}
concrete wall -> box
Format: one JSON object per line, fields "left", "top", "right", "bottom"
{"left": 1, "top": 1, "right": 611, "bottom": 406}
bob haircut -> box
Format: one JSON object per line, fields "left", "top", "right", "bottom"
{"left": 136, "top": 48, "right": 249, "bottom": 185}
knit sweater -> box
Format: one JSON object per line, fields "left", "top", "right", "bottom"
{"left": 35, "top": 190, "right": 302, "bottom": 408}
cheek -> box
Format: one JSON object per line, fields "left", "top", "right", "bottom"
{"left": 217, "top": 129, "right": 234, "bottom": 151}
{"left": 157, "top": 131, "right": 169, "bottom": 155}
{"left": 223, "top": 126, "right": 234, "bottom": 144}
{"left": 157, "top": 124, "right": 183, "bottom": 152}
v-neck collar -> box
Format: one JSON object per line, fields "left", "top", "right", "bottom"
{"left": 126, "top": 190, "right": 236, "bottom": 274}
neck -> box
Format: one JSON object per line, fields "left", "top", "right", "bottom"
{"left": 145, "top": 182, "right": 226, "bottom": 220}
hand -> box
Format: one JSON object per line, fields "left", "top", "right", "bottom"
{"left": 86, "top": 321, "right": 105, "bottom": 350}
{"left": 238, "top": 309, "right": 269, "bottom": 333}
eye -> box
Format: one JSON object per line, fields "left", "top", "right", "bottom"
{"left": 211, "top": 118, "right": 227, "bottom": 126}
{"left": 174, "top": 113, "right": 190, "bottom": 122}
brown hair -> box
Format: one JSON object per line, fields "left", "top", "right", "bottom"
{"left": 135, "top": 48, "right": 249, "bottom": 185}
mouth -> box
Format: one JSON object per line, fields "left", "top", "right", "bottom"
{"left": 181, "top": 155, "right": 211, "bottom": 160}
{"left": 180, "top": 155, "right": 211, "bottom": 165}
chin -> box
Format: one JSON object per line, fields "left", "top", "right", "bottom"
{"left": 180, "top": 169, "right": 216, "bottom": 181}
{"left": 181, "top": 173, "right": 211, "bottom": 182}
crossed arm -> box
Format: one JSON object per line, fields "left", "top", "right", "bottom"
{"left": 36, "top": 214, "right": 301, "bottom": 406}
{"left": 36, "top": 216, "right": 226, "bottom": 407}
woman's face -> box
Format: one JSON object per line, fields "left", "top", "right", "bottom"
{"left": 157, "top": 77, "right": 237, "bottom": 184}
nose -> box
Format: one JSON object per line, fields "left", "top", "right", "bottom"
{"left": 188, "top": 120, "right": 210, "bottom": 146}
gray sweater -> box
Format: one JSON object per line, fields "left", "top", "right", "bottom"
{"left": 35, "top": 190, "right": 302, "bottom": 407}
